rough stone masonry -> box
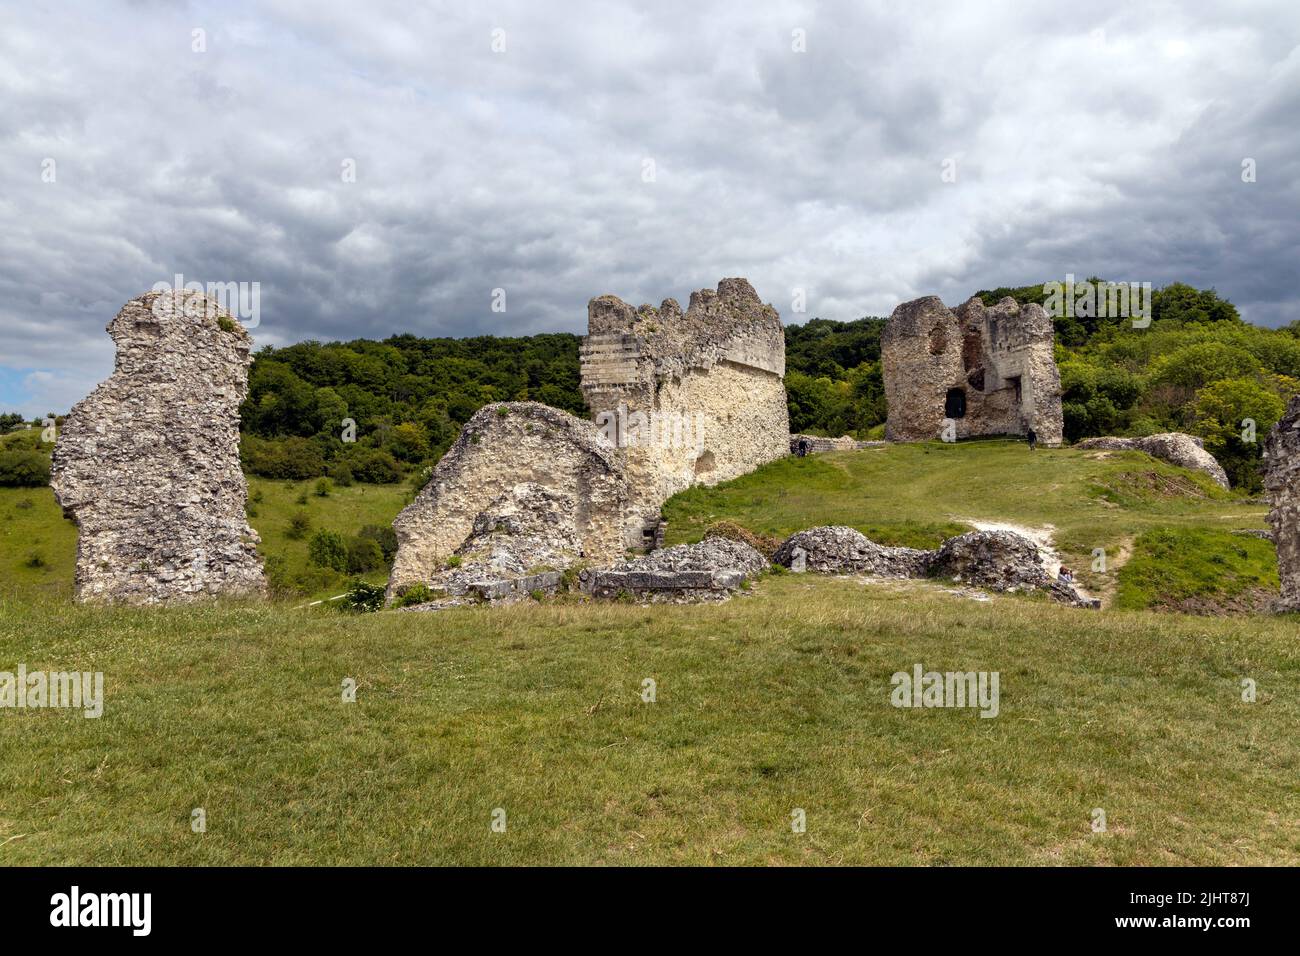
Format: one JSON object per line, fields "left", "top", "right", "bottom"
{"left": 882, "top": 295, "right": 1064, "bottom": 444}
{"left": 388, "top": 278, "right": 791, "bottom": 604}
{"left": 580, "top": 277, "right": 790, "bottom": 544}
{"left": 1263, "top": 395, "right": 1300, "bottom": 613}
{"left": 51, "top": 291, "right": 266, "bottom": 604}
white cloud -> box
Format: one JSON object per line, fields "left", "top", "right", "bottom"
{"left": 0, "top": 0, "right": 1297, "bottom": 415}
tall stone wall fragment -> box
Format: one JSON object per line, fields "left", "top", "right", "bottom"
{"left": 1263, "top": 395, "right": 1300, "bottom": 612}
{"left": 579, "top": 277, "right": 790, "bottom": 542}
{"left": 50, "top": 290, "right": 266, "bottom": 604}
{"left": 882, "top": 295, "right": 1063, "bottom": 444}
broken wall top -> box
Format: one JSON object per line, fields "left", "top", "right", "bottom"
{"left": 583, "top": 277, "right": 786, "bottom": 383}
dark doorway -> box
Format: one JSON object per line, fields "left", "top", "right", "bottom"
{"left": 945, "top": 387, "right": 966, "bottom": 419}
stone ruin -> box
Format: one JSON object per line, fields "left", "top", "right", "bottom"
{"left": 388, "top": 402, "right": 636, "bottom": 601}
{"left": 1263, "top": 396, "right": 1300, "bottom": 613}
{"left": 50, "top": 291, "right": 266, "bottom": 604}
{"left": 882, "top": 295, "right": 1063, "bottom": 445}
{"left": 1076, "top": 433, "right": 1230, "bottom": 489}
{"left": 773, "top": 525, "right": 1096, "bottom": 608}
{"left": 790, "top": 434, "right": 885, "bottom": 455}
{"left": 580, "top": 277, "right": 790, "bottom": 544}
{"left": 388, "top": 278, "right": 791, "bottom": 606}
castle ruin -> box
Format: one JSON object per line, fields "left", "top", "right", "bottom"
{"left": 51, "top": 291, "right": 266, "bottom": 604}
{"left": 882, "top": 295, "right": 1063, "bottom": 444}
{"left": 580, "top": 277, "right": 790, "bottom": 541}
{"left": 387, "top": 278, "right": 791, "bottom": 602}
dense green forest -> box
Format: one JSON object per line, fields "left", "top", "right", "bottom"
{"left": 3, "top": 281, "right": 1297, "bottom": 493}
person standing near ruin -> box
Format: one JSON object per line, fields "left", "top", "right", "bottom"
{"left": 1026, "top": 426, "right": 1038, "bottom": 451}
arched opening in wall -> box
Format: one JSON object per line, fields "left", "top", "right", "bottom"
{"left": 945, "top": 387, "right": 966, "bottom": 419}
{"left": 928, "top": 325, "right": 948, "bottom": 355}
{"left": 693, "top": 450, "right": 715, "bottom": 476}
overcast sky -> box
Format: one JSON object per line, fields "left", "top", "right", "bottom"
{"left": 1, "top": 0, "right": 1297, "bottom": 416}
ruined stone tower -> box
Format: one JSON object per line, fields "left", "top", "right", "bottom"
{"left": 881, "top": 295, "right": 1063, "bottom": 444}
{"left": 579, "top": 277, "right": 790, "bottom": 541}
{"left": 1263, "top": 395, "right": 1300, "bottom": 613}
{"left": 51, "top": 290, "right": 266, "bottom": 604}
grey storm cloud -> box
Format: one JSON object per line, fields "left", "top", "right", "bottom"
{"left": 1, "top": 0, "right": 1298, "bottom": 416}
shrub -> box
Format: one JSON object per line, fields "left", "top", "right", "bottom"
{"left": 345, "top": 536, "right": 385, "bottom": 574}
{"left": 358, "top": 524, "right": 398, "bottom": 563}
{"left": 0, "top": 449, "right": 51, "bottom": 488}
{"left": 327, "top": 462, "right": 354, "bottom": 487}
{"left": 350, "top": 449, "right": 403, "bottom": 484}
{"left": 394, "top": 583, "right": 435, "bottom": 608}
{"left": 286, "top": 511, "right": 312, "bottom": 540}
{"left": 315, "top": 478, "right": 334, "bottom": 498}
{"left": 342, "top": 580, "right": 386, "bottom": 613}
{"left": 308, "top": 530, "right": 349, "bottom": 572}
{"left": 23, "top": 550, "right": 46, "bottom": 569}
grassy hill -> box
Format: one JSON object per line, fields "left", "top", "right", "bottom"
{"left": 1, "top": 440, "right": 1295, "bottom": 865}
{"left": 664, "top": 440, "right": 1276, "bottom": 612}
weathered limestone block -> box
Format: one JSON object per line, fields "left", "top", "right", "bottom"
{"left": 882, "top": 295, "right": 1063, "bottom": 444}
{"left": 580, "top": 277, "right": 790, "bottom": 542}
{"left": 1263, "top": 396, "right": 1300, "bottom": 612}
{"left": 1076, "top": 433, "right": 1230, "bottom": 489}
{"left": 582, "top": 537, "right": 767, "bottom": 603}
{"left": 50, "top": 291, "right": 265, "bottom": 604}
{"left": 388, "top": 402, "right": 637, "bottom": 599}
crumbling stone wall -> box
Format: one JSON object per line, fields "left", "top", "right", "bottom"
{"left": 580, "top": 278, "right": 790, "bottom": 540}
{"left": 1263, "top": 396, "right": 1300, "bottom": 612}
{"left": 50, "top": 291, "right": 266, "bottom": 604}
{"left": 882, "top": 295, "right": 1063, "bottom": 444}
{"left": 388, "top": 402, "right": 636, "bottom": 598}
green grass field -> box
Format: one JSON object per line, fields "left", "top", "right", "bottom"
{"left": 1, "top": 440, "right": 1295, "bottom": 865}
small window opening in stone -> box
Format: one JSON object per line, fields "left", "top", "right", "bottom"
{"left": 928, "top": 325, "right": 947, "bottom": 355}
{"left": 945, "top": 387, "right": 966, "bottom": 419}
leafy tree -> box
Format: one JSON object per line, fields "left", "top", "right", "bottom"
{"left": 308, "top": 530, "right": 349, "bottom": 572}
{"left": 0, "top": 449, "right": 50, "bottom": 487}
{"left": 1191, "top": 378, "right": 1287, "bottom": 491}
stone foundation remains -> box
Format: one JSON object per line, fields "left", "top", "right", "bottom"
{"left": 50, "top": 291, "right": 266, "bottom": 604}
{"left": 790, "top": 434, "right": 886, "bottom": 455}
{"left": 773, "top": 525, "right": 1094, "bottom": 607}
{"left": 1263, "top": 396, "right": 1300, "bottom": 612}
{"left": 580, "top": 537, "right": 767, "bottom": 603}
{"left": 882, "top": 296, "right": 1063, "bottom": 444}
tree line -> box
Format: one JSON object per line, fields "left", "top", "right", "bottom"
{"left": 3, "top": 281, "right": 1297, "bottom": 492}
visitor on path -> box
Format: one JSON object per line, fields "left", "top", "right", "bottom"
{"left": 1026, "top": 427, "right": 1038, "bottom": 451}
{"left": 1058, "top": 566, "right": 1073, "bottom": 585}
